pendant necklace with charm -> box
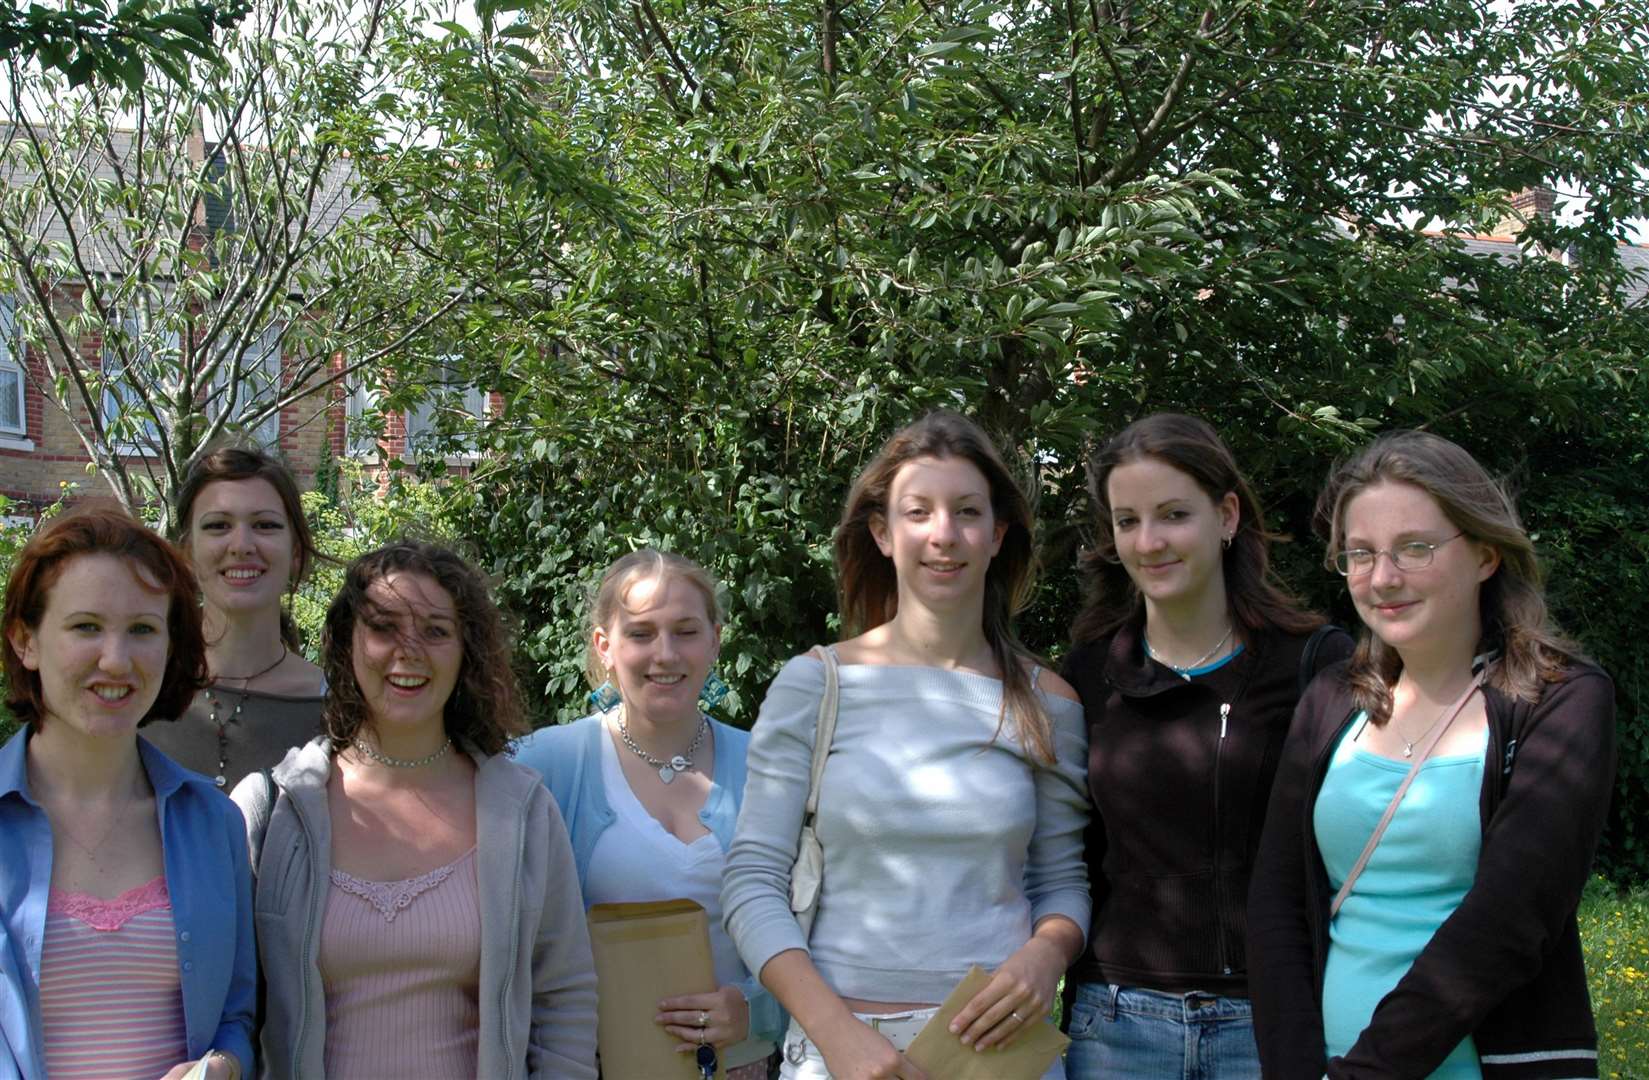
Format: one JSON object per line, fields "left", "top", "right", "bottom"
{"left": 616, "top": 708, "right": 708, "bottom": 784}
{"left": 206, "top": 644, "right": 288, "bottom": 788}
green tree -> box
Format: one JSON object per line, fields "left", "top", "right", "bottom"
{"left": 0, "top": 0, "right": 493, "bottom": 528}
{"left": 1, "top": 0, "right": 247, "bottom": 90}
{"left": 366, "top": 0, "right": 1649, "bottom": 877}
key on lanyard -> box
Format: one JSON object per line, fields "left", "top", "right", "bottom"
{"left": 695, "top": 1043, "right": 718, "bottom": 1079}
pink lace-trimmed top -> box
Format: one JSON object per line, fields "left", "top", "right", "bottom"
{"left": 318, "top": 847, "right": 482, "bottom": 1077}
{"left": 39, "top": 876, "right": 188, "bottom": 1079}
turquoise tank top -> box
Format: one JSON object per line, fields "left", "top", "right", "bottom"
{"left": 1313, "top": 712, "right": 1488, "bottom": 1078}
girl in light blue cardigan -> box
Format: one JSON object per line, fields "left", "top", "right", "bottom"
{"left": 516, "top": 549, "right": 783, "bottom": 1079}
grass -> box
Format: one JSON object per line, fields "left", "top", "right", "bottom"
{"left": 1582, "top": 876, "right": 1649, "bottom": 1078}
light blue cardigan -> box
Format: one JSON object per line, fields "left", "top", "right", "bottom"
{"left": 0, "top": 728, "right": 256, "bottom": 1080}
{"left": 514, "top": 714, "right": 785, "bottom": 1051}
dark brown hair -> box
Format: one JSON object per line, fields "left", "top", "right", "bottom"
{"left": 173, "top": 444, "right": 326, "bottom": 651}
{"left": 1071, "top": 413, "right": 1323, "bottom": 645}
{"left": 1316, "top": 430, "right": 1581, "bottom": 723}
{"left": 835, "top": 410, "right": 1054, "bottom": 764}
{"left": 3, "top": 503, "right": 207, "bottom": 727}
{"left": 320, "top": 542, "right": 527, "bottom": 756}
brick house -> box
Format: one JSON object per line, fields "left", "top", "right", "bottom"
{"left": 0, "top": 127, "right": 493, "bottom": 520}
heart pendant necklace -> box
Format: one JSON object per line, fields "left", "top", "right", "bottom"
{"left": 616, "top": 708, "right": 709, "bottom": 784}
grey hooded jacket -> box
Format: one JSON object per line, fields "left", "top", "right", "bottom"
{"left": 232, "top": 737, "right": 598, "bottom": 1079}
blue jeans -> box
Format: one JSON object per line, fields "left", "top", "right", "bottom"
{"left": 1064, "top": 981, "right": 1261, "bottom": 1080}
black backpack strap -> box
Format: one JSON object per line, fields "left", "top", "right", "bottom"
{"left": 1298, "top": 624, "right": 1345, "bottom": 698}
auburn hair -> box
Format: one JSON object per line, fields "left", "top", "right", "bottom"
{"left": 3, "top": 503, "right": 207, "bottom": 727}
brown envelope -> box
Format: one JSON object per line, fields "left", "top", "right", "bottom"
{"left": 903, "top": 965, "right": 1070, "bottom": 1080}
{"left": 587, "top": 899, "right": 725, "bottom": 1080}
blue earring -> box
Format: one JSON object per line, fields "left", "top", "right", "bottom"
{"left": 699, "top": 672, "right": 730, "bottom": 711}
{"left": 587, "top": 681, "right": 621, "bottom": 712}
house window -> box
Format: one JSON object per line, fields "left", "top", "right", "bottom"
{"left": 101, "top": 312, "right": 180, "bottom": 451}
{"left": 403, "top": 354, "right": 487, "bottom": 459}
{"left": 211, "top": 322, "right": 283, "bottom": 447}
{"left": 344, "top": 378, "right": 382, "bottom": 458}
{"left": 0, "top": 298, "right": 24, "bottom": 435}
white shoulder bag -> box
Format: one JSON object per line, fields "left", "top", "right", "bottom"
{"left": 788, "top": 644, "right": 840, "bottom": 939}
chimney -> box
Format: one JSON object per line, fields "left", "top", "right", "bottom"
{"left": 1497, "top": 185, "right": 1555, "bottom": 238}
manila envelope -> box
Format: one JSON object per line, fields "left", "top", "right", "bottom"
{"left": 903, "top": 965, "right": 1070, "bottom": 1080}
{"left": 587, "top": 898, "right": 725, "bottom": 1080}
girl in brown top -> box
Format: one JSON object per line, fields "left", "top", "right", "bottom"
{"left": 145, "top": 446, "right": 325, "bottom": 788}
{"left": 1060, "top": 414, "right": 1349, "bottom": 1080}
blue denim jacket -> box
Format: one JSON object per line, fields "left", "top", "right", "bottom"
{"left": 0, "top": 728, "right": 257, "bottom": 1080}
{"left": 515, "top": 714, "right": 786, "bottom": 1052}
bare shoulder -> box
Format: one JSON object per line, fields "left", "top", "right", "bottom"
{"left": 1031, "top": 664, "right": 1081, "bottom": 704}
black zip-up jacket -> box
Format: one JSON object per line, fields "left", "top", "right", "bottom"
{"left": 1062, "top": 621, "right": 1352, "bottom": 995}
{"left": 1248, "top": 660, "right": 1617, "bottom": 1080}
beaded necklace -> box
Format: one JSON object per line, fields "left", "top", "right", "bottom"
{"left": 206, "top": 645, "right": 287, "bottom": 788}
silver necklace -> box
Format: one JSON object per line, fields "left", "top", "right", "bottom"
{"left": 1145, "top": 624, "right": 1234, "bottom": 681}
{"left": 616, "top": 709, "right": 708, "bottom": 784}
{"left": 1392, "top": 687, "right": 1470, "bottom": 757}
{"left": 353, "top": 737, "right": 453, "bottom": 768}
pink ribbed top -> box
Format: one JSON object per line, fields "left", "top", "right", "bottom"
{"left": 318, "top": 847, "right": 481, "bottom": 1077}
{"left": 40, "top": 876, "right": 188, "bottom": 1079}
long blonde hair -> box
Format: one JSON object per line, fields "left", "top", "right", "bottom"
{"left": 1316, "top": 430, "right": 1583, "bottom": 724}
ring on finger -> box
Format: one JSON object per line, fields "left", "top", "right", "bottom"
{"left": 1010, "top": 1010, "right": 1025, "bottom": 1023}
{"left": 699, "top": 1011, "right": 708, "bottom": 1028}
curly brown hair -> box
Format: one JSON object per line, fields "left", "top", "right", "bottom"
{"left": 320, "top": 542, "right": 526, "bottom": 756}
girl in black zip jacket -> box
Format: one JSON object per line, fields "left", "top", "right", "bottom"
{"left": 1061, "top": 414, "right": 1351, "bottom": 1080}
{"left": 1248, "top": 431, "right": 1616, "bottom": 1080}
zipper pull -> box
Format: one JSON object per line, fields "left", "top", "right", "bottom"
{"left": 1219, "top": 703, "right": 1230, "bottom": 738}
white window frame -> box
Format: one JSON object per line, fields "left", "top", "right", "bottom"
{"left": 101, "top": 311, "right": 180, "bottom": 454}
{"left": 0, "top": 297, "right": 25, "bottom": 437}
{"left": 403, "top": 354, "right": 487, "bottom": 461}
{"left": 211, "top": 321, "right": 284, "bottom": 447}
{"left": 344, "top": 378, "right": 382, "bottom": 459}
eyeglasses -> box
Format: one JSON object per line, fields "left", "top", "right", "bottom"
{"left": 1334, "top": 533, "right": 1463, "bottom": 576}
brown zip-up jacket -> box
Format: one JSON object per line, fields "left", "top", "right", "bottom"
{"left": 1062, "top": 621, "right": 1352, "bottom": 995}
{"left": 1248, "top": 660, "right": 1616, "bottom": 1080}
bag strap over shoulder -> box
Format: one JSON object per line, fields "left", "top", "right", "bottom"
{"left": 246, "top": 766, "right": 278, "bottom": 875}
{"left": 802, "top": 645, "right": 841, "bottom": 827}
{"left": 1329, "top": 671, "right": 1484, "bottom": 919}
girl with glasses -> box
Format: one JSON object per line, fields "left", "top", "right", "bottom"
{"left": 1059, "top": 413, "right": 1350, "bottom": 1080}
{"left": 723, "top": 411, "right": 1090, "bottom": 1080}
{"left": 1248, "top": 431, "right": 1616, "bottom": 1079}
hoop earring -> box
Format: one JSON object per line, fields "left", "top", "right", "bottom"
{"left": 1221, "top": 534, "right": 1233, "bottom": 551}
{"left": 587, "top": 681, "right": 621, "bottom": 712}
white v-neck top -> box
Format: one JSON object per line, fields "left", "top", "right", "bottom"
{"left": 586, "top": 731, "right": 745, "bottom": 988}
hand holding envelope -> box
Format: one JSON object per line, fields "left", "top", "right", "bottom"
{"left": 903, "top": 966, "right": 1070, "bottom": 1080}
{"left": 587, "top": 899, "right": 726, "bottom": 1080}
